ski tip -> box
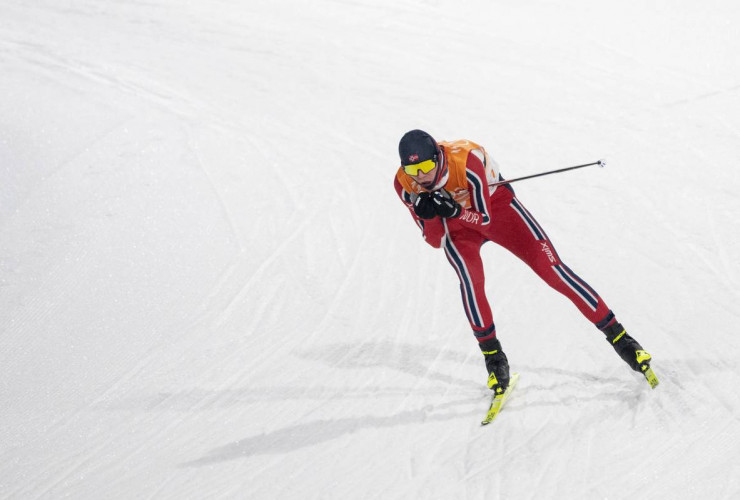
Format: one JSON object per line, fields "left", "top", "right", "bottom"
{"left": 480, "top": 373, "right": 520, "bottom": 426}
{"left": 598, "top": 159, "right": 607, "bottom": 168}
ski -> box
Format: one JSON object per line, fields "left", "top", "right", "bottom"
{"left": 643, "top": 366, "right": 659, "bottom": 389}
{"left": 481, "top": 372, "right": 520, "bottom": 425}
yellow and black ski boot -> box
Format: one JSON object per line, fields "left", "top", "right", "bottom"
{"left": 602, "top": 322, "right": 659, "bottom": 388}
{"left": 480, "top": 337, "right": 510, "bottom": 395}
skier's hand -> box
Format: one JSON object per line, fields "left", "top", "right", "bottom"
{"left": 413, "top": 192, "right": 437, "bottom": 219}
{"left": 431, "top": 190, "right": 461, "bottom": 218}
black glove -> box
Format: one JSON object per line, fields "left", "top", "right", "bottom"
{"left": 413, "top": 192, "right": 436, "bottom": 219}
{"left": 431, "top": 190, "right": 461, "bottom": 218}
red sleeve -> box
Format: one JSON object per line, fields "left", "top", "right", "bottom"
{"left": 445, "top": 151, "right": 493, "bottom": 231}
{"left": 394, "top": 176, "right": 446, "bottom": 249}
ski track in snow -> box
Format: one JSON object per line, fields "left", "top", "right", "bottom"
{"left": 2, "top": 0, "right": 740, "bottom": 498}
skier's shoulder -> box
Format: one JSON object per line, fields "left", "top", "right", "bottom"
{"left": 439, "top": 139, "right": 486, "bottom": 173}
{"left": 442, "top": 139, "right": 500, "bottom": 187}
{"left": 439, "top": 139, "right": 485, "bottom": 154}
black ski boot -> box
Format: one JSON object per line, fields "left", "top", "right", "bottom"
{"left": 602, "top": 322, "right": 652, "bottom": 373}
{"left": 480, "top": 337, "right": 510, "bottom": 395}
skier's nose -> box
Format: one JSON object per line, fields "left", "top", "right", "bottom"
{"left": 417, "top": 167, "right": 436, "bottom": 182}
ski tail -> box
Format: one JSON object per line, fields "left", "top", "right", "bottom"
{"left": 643, "top": 365, "right": 659, "bottom": 389}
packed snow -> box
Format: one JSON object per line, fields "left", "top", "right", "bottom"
{"left": 2, "top": 0, "right": 740, "bottom": 498}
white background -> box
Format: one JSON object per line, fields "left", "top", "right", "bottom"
{"left": 2, "top": 1, "right": 739, "bottom": 498}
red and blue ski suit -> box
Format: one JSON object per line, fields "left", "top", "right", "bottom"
{"left": 394, "top": 139, "right": 614, "bottom": 344}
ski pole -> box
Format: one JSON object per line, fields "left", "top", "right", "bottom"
{"left": 489, "top": 159, "right": 606, "bottom": 187}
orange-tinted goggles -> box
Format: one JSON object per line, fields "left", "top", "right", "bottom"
{"left": 403, "top": 159, "right": 437, "bottom": 176}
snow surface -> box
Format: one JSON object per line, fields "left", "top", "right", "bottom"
{"left": 2, "top": 0, "right": 740, "bottom": 498}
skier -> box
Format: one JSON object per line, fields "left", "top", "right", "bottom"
{"left": 393, "top": 129, "right": 655, "bottom": 395}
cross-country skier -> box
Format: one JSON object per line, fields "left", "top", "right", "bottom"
{"left": 393, "top": 129, "right": 654, "bottom": 394}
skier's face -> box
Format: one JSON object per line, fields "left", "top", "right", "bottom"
{"left": 411, "top": 164, "right": 438, "bottom": 189}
